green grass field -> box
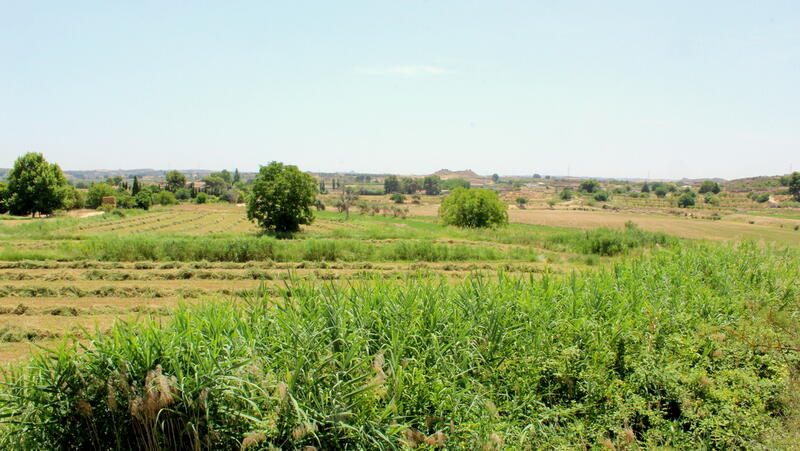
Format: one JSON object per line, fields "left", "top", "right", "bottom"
{"left": 1, "top": 204, "right": 799, "bottom": 449}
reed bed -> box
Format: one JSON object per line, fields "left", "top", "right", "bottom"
{"left": 1, "top": 243, "right": 797, "bottom": 449}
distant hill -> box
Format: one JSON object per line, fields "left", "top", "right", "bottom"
{"left": 432, "top": 169, "right": 487, "bottom": 184}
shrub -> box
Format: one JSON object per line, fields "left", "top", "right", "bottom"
{"left": 390, "top": 193, "right": 406, "bottom": 204}
{"left": 155, "top": 191, "right": 177, "bottom": 206}
{"left": 703, "top": 193, "right": 719, "bottom": 205}
{"left": 559, "top": 187, "right": 573, "bottom": 200}
{"left": 195, "top": 192, "right": 208, "bottom": 204}
{"left": 677, "top": 192, "right": 696, "bottom": 208}
{"left": 698, "top": 181, "right": 722, "bottom": 194}
{"left": 135, "top": 192, "right": 152, "bottom": 210}
{"left": 174, "top": 188, "right": 192, "bottom": 200}
{"left": 579, "top": 179, "right": 600, "bottom": 193}
{"left": 593, "top": 191, "right": 609, "bottom": 202}
{"left": 439, "top": 187, "right": 508, "bottom": 228}
{"left": 86, "top": 183, "right": 117, "bottom": 209}
{"left": 654, "top": 187, "right": 668, "bottom": 198}
{"left": 755, "top": 193, "right": 770, "bottom": 203}
{"left": 515, "top": 197, "right": 528, "bottom": 208}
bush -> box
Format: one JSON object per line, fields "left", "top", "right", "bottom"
{"left": 654, "top": 187, "right": 668, "bottom": 198}
{"left": 593, "top": 191, "right": 610, "bottom": 202}
{"left": 135, "top": 192, "right": 152, "bottom": 210}
{"left": 174, "top": 188, "right": 192, "bottom": 200}
{"left": 579, "top": 179, "right": 600, "bottom": 193}
{"left": 390, "top": 193, "right": 406, "bottom": 204}
{"left": 755, "top": 193, "right": 770, "bottom": 203}
{"left": 703, "top": 193, "right": 719, "bottom": 206}
{"left": 439, "top": 187, "right": 508, "bottom": 228}
{"left": 195, "top": 192, "right": 208, "bottom": 204}
{"left": 698, "top": 181, "right": 721, "bottom": 194}
{"left": 515, "top": 197, "right": 528, "bottom": 208}
{"left": 677, "top": 192, "right": 696, "bottom": 208}
{"left": 559, "top": 187, "right": 573, "bottom": 200}
{"left": 155, "top": 191, "right": 177, "bottom": 206}
{"left": 86, "top": 183, "right": 117, "bottom": 209}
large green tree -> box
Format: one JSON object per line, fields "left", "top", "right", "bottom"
{"left": 246, "top": 162, "right": 317, "bottom": 233}
{"left": 423, "top": 175, "right": 441, "bottom": 195}
{"left": 6, "top": 153, "right": 68, "bottom": 216}
{"left": 165, "top": 170, "right": 186, "bottom": 192}
{"left": 438, "top": 187, "right": 508, "bottom": 228}
{"left": 788, "top": 172, "right": 800, "bottom": 201}
{"left": 383, "top": 175, "right": 401, "bottom": 194}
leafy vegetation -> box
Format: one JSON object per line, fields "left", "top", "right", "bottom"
{"left": 439, "top": 188, "right": 508, "bottom": 229}
{"left": 246, "top": 162, "right": 317, "bottom": 234}
{"left": 1, "top": 243, "right": 797, "bottom": 449}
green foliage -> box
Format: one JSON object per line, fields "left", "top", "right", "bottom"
{"left": 1, "top": 244, "right": 796, "bottom": 449}
{"left": 641, "top": 181, "right": 650, "bottom": 193}
{"left": 131, "top": 176, "right": 141, "bottom": 195}
{"left": 194, "top": 192, "right": 208, "bottom": 204}
{"left": 654, "top": 186, "right": 668, "bottom": 198}
{"left": 165, "top": 170, "right": 186, "bottom": 192}
{"left": 491, "top": 173, "right": 499, "bottom": 183}
{"left": 515, "top": 197, "right": 528, "bottom": 208}
{"left": 547, "top": 225, "right": 674, "bottom": 256}
{"left": 439, "top": 187, "right": 508, "bottom": 228}
{"left": 401, "top": 177, "right": 420, "bottom": 194}
{"left": 383, "top": 175, "right": 401, "bottom": 194}
{"left": 86, "top": 183, "right": 117, "bottom": 209}
{"left": 423, "top": 175, "right": 441, "bottom": 195}
{"left": 579, "top": 179, "right": 600, "bottom": 193}
{"left": 6, "top": 153, "right": 68, "bottom": 216}
{"left": 441, "top": 178, "right": 471, "bottom": 190}
{"left": 390, "top": 193, "right": 406, "bottom": 204}
{"left": 0, "top": 182, "right": 8, "bottom": 214}
{"left": 755, "top": 193, "right": 770, "bottom": 203}
{"left": 246, "top": 162, "right": 317, "bottom": 233}
{"left": 62, "top": 187, "right": 86, "bottom": 210}
{"left": 788, "top": 172, "right": 800, "bottom": 201}
{"left": 559, "top": 187, "right": 573, "bottom": 200}
{"left": 134, "top": 192, "right": 152, "bottom": 210}
{"left": 677, "top": 192, "right": 696, "bottom": 208}
{"left": 703, "top": 193, "right": 720, "bottom": 206}
{"left": 174, "top": 188, "right": 192, "bottom": 200}
{"left": 593, "top": 191, "right": 610, "bottom": 202}
{"left": 153, "top": 191, "right": 176, "bottom": 206}
{"left": 698, "top": 180, "right": 721, "bottom": 194}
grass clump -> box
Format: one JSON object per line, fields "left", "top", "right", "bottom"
{"left": 1, "top": 243, "right": 798, "bottom": 449}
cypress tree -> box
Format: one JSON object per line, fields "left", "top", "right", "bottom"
{"left": 132, "top": 176, "right": 141, "bottom": 195}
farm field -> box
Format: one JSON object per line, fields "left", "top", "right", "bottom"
{"left": 1, "top": 202, "right": 799, "bottom": 448}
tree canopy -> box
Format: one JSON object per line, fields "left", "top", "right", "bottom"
{"left": 788, "top": 172, "right": 800, "bottom": 201}
{"left": 246, "top": 162, "right": 317, "bottom": 233}
{"left": 439, "top": 187, "right": 508, "bottom": 228}
{"left": 6, "top": 153, "right": 68, "bottom": 216}
{"left": 165, "top": 170, "right": 186, "bottom": 192}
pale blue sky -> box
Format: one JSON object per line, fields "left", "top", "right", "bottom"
{"left": 1, "top": 1, "right": 798, "bottom": 179}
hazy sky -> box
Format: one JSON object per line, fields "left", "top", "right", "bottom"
{"left": 1, "top": 1, "right": 798, "bottom": 179}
